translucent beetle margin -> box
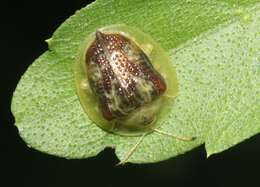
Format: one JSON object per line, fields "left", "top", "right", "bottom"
{"left": 74, "top": 24, "right": 178, "bottom": 136}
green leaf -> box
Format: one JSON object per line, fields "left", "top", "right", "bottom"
{"left": 12, "top": 0, "right": 260, "bottom": 163}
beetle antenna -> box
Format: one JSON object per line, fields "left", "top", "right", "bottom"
{"left": 117, "top": 129, "right": 195, "bottom": 165}
{"left": 117, "top": 133, "right": 147, "bottom": 165}
{"left": 152, "top": 128, "right": 195, "bottom": 141}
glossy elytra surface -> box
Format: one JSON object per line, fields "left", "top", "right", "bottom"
{"left": 86, "top": 31, "right": 167, "bottom": 120}
{"left": 74, "top": 25, "right": 178, "bottom": 136}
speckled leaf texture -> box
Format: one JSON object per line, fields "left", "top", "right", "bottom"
{"left": 12, "top": 0, "right": 260, "bottom": 163}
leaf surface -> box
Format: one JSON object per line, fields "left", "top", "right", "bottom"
{"left": 12, "top": 0, "right": 260, "bottom": 163}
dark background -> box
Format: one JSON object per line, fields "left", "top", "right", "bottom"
{"left": 1, "top": 1, "right": 260, "bottom": 187}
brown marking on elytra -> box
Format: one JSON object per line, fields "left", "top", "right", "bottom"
{"left": 85, "top": 31, "right": 166, "bottom": 121}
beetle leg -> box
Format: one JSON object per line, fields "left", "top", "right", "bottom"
{"left": 117, "top": 133, "right": 147, "bottom": 165}
{"left": 80, "top": 79, "right": 89, "bottom": 90}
